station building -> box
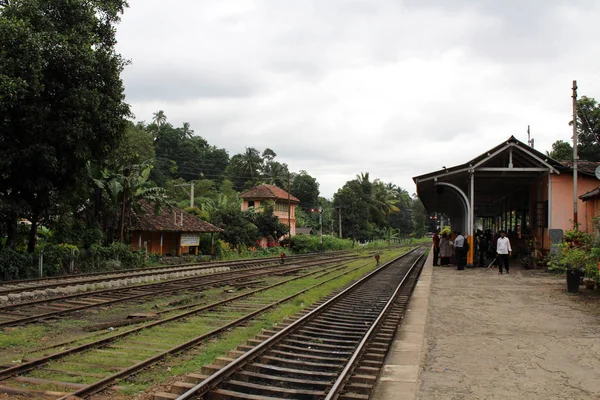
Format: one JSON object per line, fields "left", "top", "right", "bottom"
{"left": 240, "top": 184, "right": 299, "bottom": 243}
{"left": 413, "top": 136, "right": 600, "bottom": 260}
{"left": 129, "top": 201, "right": 223, "bottom": 256}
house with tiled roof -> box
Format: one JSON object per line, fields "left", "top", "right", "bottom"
{"left": 240, "top": 184, "right": 300, "bottom": 238}
{"left": 129, "top": 202, "right": 223, "bottom": 256}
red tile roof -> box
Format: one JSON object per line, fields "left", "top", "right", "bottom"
{"left": 130, "top": 202, "right": 224, "bottom": 233}
{"left": 239, "top": 184, "right": 300, "bottom": 203}
{"left": 559, "top": 160, "right": 600, "bottom": 176}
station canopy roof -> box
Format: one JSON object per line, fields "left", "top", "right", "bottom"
{"left": 412, "top": 136, "right": 570, "bottom": 226}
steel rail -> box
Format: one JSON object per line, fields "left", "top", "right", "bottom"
{"left": 175, "top": 248, "right": 422, "bottom": 400}
{"left": 0, "top": 256, "right": 365, "bottom": 382}
{"left": 324, "top": 251, "right": 426, "bottom": 399}
{"left": 0, "top": 255, "right": 359, "bottom": 327}
{"left": 55, "top": 254, "right": 384, "bottom": 399}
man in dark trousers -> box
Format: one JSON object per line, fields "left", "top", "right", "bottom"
{"left": 454, "top": 231, "right": 465, "bottom": 270}
{"left": 496, "top": 231, "right": 512, "bottom": 274}
{"left": 432, "top": 230, "right": 440, "bottom": 266}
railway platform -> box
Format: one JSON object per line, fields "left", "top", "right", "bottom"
{"left": 373, "top": 252, "right": 600, "bottom": 400}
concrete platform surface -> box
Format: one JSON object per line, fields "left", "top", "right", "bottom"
{"left": 417, "top": 267, "right": 600, "bottom": 400}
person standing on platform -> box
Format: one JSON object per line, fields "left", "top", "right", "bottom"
{"left": 496, "top": 231, "right": 512, "bottom": 274}
{"left": 454, "top": 231, "right": 465, "bottom": 270}
{"left": 432, "top": 230, "right": 440, "bottom": 266}
{"left": 477, "top": 230, "right": 487, "bottom": 267}
{"left": 439, "top": 233, "right": 452, "bottom": 266}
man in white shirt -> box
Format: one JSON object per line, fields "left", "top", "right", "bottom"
{"left": 496, "top": 231, "right": 512, "bottom": 274}
{"left": 454, "top": 232, "right": 465, "bottom": 270}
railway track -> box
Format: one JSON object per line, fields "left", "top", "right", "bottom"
{"left": 0, "top": 251, "right": 349, "bottom": 298}
{"left": 163, "top": 246, "right": 427, "bottom": 400}
{"left": 0, "top": 251, "right": 399, "bottom": 399}
{"left": 0, "top": 253, "right": 363, "bottom": 328}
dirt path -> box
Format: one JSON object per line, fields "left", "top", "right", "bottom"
{"left": 418, "top": 267, "right": 600, "bottom": 400}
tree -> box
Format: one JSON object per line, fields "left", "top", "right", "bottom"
{"left": 411, "top": 195, "right": 428, "bottom": 237}
{"left": 227, "top": 148, "right": 264, "bottom": 190}
{"left": 152, "top": 110, "right": 167, "bottom": 131}
{"left": 262, "top": 148, "right": 277, "bottom": 162}
{"left": 239, "top": 148, "right": 263, "bottom": 178}
{"left": 181, "top": 122, "right": 194, "bottom": 138}
{"left": 211, "top": 206, "right": 259, "bottom": 251}
{"left": 572, "top": 96, "right": 600, "bottom": 161}
{"left": 291, "top": 171, "right": 320, "bottom": 210}
{"left": 333, "top": 180, "right": 370, "bottom": 241}
{"left": 251, "top": 202, "right": 288, "bottom": 244}
{"left": 0, "top": 0, "right": 130, "bottom": 251}
{"left": 547, "top": 140, "right": 573, "bottom": 161}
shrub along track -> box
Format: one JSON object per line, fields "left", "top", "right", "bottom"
{"left": 0, "top": 249, "right": 408, "bottom": 399}
{"left": 0, "top": 251, "right": 350, "bottom": 299}
{"left": 161, "top": 246, "right": 427, "bottom": 400}
{"left": 0, "top": 252, "right": 365, "bottom": 328}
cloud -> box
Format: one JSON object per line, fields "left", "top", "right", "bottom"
{"left": 117, "top": 0, "right": 600, "bottom": 198}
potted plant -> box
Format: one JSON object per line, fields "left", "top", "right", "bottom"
{"left": 562, "top": 247, "right": 590, "bottom": 293}
{"left": 584, "top": 248, "right": 600, "bottom": 290}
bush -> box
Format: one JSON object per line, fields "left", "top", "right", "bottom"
{"left": 37, "top": 243, "right": 80, "bottom": 276}
{"left": 0, "top": 249, "right": 34, "bottom": 280}
{"left": 290, "top": 235, "right": 354, "bottom": 254}
{"left": 78, "top": 242, "right": 146, "bottom": 272}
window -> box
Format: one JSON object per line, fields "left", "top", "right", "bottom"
{"left": 534, "top": 201, "right": 548, "bottom": 228}
{"left": 275, "top": 202, "right": 289, "bottom": 213}
{"left": 248, "top": 201, "right": 255, "bottom": 208}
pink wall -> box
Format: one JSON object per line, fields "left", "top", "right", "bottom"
{"left": 241, "top": 199, "right": 297, "bottom": 237}
{"left": 550, "top": 174, "right": 598, "bottom": 233}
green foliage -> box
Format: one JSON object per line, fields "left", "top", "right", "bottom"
{"left": 291, "top": 171, "right": 320, "bottom": 209}
{"left": 548, "top": 140, "right": 573, "bottom": 161}
{"left": 37, "top": 243, "right": 80, "bottom": 276}
{"left": 0, "top": 248, "right": 33, "bottom": 279}
{"left": 78, "top": 242, "right": 145, "bottom": 272}
{"left": 211, "top": 207, "right": 259, "bottom": 250}
{"left": 564, "top": 228, "right": 593, "bottom": 247}
{"left": 250, "top": 202, "right": 288, "bottom": 242}
{"left": 571, "top": 96, "right": 600, "bottom": 161}
{"left": 332, "top": 173, "right": 415, "bottom": 241}
{"left": 0, "top": 0, "right": 130, "bottom": 251}
{"left": 290, "top": 235, "right": 354, "bottom": 253}
{"left": 547, "top": 242, "right": 596, "bottom": 277}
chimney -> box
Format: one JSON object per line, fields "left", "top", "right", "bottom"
{"left": 180, "top": 212, "right": 183, "bottom": 226}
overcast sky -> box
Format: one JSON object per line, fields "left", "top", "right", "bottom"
{"left": 115, "top": 0, "right": 600, "bottom": 198}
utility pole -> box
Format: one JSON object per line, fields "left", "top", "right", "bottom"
{"left": 175, "top": 183, "right": 195, "bottom": 208}
{"left": 287, "top": 172, "right": 291, "bottom": 237}
{"left": 319, "top": 207, "right": 323, "bottom": 245}
{"left": 572, "top": 80, "right": 579, "bottom": 229}
{"left": 336, "top": 206, "right": 342, "bottom": 238}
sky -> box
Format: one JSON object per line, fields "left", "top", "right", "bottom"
{"left": 115, "top": 0, "right": 600, "bottom": 199}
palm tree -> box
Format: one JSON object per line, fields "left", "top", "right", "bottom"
{"left": 240, "top": 147, "right": 263, "bottom": 178}
{"left": 152, "top": 110, "right": 167, "bottom": 128}
{"left": 181, "top": 122, "right": 194, "bottom": 138}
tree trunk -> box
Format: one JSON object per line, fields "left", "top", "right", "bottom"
{"left": 5, "top": 210, "right": 18, "bottom": 249}
{"left": 27, "top": 214, "right": 38, "bottom": 253}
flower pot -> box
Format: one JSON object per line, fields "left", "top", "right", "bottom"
{"left": 586, "top": 280, "right": 596, "bottom": 290}
{"left": 566, "top": 269, "right": 582, "bottom": 293}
